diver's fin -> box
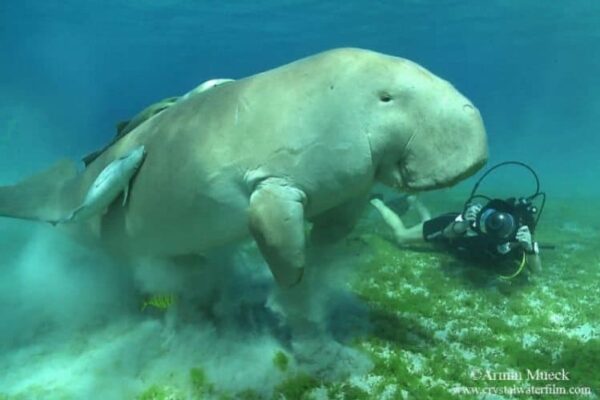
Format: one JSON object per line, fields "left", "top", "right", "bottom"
{"left": 248, "top": 178, "right": 306, "bottom": 288}
{"left": 0, "top": 159, "right": 78, "bottom": 223}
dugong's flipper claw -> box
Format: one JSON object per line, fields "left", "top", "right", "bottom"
{"left": 248, "top": 178, "right": 307, "bottom": 288}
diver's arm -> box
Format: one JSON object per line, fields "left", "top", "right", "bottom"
{"left": 516, "top": 226, "right": 542, "bottom": 273}
{"left": 441, "top": 219, "right": 470, "bottom": 239}
{"left": 370, "top": 198, "right": 425, "bottom": 244}
{"left": 442, "top": 203, "right": 481, "bottom": 239}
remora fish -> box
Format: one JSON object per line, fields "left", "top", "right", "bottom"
{"left": 55, "top": 145, "right": 146, "bottom": 225}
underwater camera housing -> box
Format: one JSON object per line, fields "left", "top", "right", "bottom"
{"left": 474, "top": 197, "right": 538, "bottom": 242}
{"left": 464, "top": 161, "right": 546, "bottom": 243}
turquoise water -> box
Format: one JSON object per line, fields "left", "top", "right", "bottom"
{"left": 0, "top": 1, "right": 598, "bottom": 399}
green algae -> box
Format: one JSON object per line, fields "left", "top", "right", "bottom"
{"left": 11, "top": 198, "right": 600, "bottom": 399}
{"left": 338, "top": 198, "right": 600, "bottom": 398}
{"left": 137, "top": 384, "right": 184, "bottom": 400}
{"left": 190, "top": 367, "right": 214, "bottom": 398}
{"left": 272, "top": 350, "right": 289, "bottom": 372}
{"left": 128, "top": 204, "right": 599, "bottom": 399}
{"left": 233, "top": 389, "right": 263, "bottom": 400}
{"left": 271, "top": 373, "right": 320, "bottom": 400}
{"left": 326, "top": 383, "right": 371, "bottom": 399}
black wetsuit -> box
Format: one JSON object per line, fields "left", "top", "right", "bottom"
{"left": 422, "top": 213, "right": 520, "bottom": 264}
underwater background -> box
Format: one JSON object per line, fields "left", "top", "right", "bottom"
{"left": 0, "top": 1, "right": 599, "bottom": 399}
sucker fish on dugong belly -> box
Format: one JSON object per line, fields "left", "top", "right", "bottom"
{"left": 53, "top": 145, "right": 146, "bottom": 225}
{"left": 0, "top": 48, "right": 488, "bottom": 288}
{"left": 81, "top": 78, "right": 234, "bottom": 166}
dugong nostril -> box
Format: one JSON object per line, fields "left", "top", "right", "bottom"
{"left": 463, "top": 103, "right": 475, "bottom": 112}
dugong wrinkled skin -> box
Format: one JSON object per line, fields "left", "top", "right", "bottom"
{"left": 0, "top": 48, "right": 487, "bottom": 287}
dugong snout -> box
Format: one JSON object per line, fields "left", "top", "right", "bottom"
{"left": 399, "top": 89, "right": 488, "bottom": 191}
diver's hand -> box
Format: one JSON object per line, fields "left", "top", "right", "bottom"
{"left": 516, "top": 225, "right": 533, "bottom": 252}
{"left": 464, "top": 204, "right": 482, "bottom": 225}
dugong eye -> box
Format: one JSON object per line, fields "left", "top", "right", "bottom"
{"left": 379, "top": 92, "right": 393, "bottom": 103}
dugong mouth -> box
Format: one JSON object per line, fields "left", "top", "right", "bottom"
{"left": 400, "top": 157, "right": 487, "bottom": 191}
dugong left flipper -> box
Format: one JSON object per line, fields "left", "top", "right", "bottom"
{"left": 248, "top": 178, "right": 307, "bottom": 288}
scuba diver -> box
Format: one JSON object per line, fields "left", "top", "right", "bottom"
{"left": 370, "top": 162, "right": 545, "bottom": 279}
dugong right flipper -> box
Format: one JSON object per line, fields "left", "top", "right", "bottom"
{"left": 248, "top": 178, "right": 307, "bottom": 288}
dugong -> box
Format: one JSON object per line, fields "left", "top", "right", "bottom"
{"left": 0, "top": 48, "right": 487, "bottom": 287}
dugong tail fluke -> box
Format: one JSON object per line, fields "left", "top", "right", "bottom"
{"left": 0, "top": 159, "right": 78, "bottom": 223}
